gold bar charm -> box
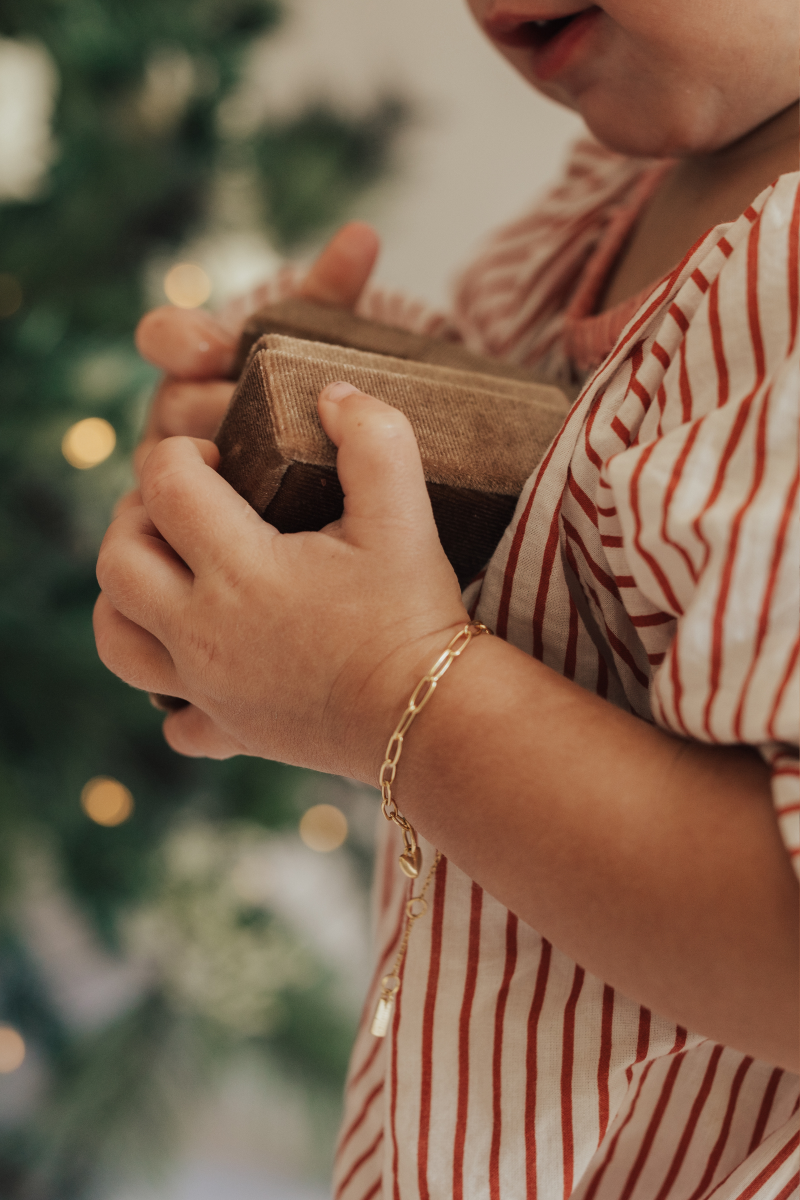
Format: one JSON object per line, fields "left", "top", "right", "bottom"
{"left": 370, "top": 995, "right": 395, "bottom": 1038}
{"left": 371, "top": 974, "right": 401, "bottom": 1038}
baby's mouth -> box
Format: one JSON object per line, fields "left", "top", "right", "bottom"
{"left": 530, "top": 14, "right": 580, "bottom": 46}
{"left": 485, "top": 7, "right": 600, "bottom": 51}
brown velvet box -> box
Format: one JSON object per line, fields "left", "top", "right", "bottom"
{"left": 152, "top": 300, "right": 572, "bottom": 711}
{"left": 215, "top": 299, "right": 571, "bottom": 588}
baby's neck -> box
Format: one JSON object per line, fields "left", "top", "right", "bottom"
{"left": 600, "top": 101, "right": 799, "bottom": 314}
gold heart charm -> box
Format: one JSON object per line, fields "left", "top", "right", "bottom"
{"left": 398, "top": 846, "right": 422, "bottom": 878}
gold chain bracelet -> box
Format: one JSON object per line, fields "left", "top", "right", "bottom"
{"left": 371, "top": 621, "right": 492, "bottom": 1038}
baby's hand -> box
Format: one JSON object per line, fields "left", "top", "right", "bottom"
{"left": 132, "top": 221, "right": 380, "bottom": 478}
{"left": 94, "top": 383, "right": 469, "bottom": 779}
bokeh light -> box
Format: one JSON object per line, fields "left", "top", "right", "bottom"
{"left": 298, "top": 804, "right": 348, "bottom": 853}
{"left": 0, "top": 1026, "right": 26, "bottom": 1074}
{"left": 80, "top": 777, "right": 134, "bottom": 826}
{"left": 163, "top": 261, "right": 212, "bottom": 308}
{"left": 61, "top": 417, "right": 116, "bottom": 469}
{"left": 0, "top": 273, "right": 22, "bottom": 317}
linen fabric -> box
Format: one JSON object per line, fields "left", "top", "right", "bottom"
{"left": 329, "top": 142, "right": 799, "bottom": 1200}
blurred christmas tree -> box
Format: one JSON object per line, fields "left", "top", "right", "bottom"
{"left": 0, "top": 2, "right": 404, "bottom": 1195}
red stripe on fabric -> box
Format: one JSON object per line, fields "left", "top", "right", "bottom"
{"left": 702, "top": 388, "right": 769, "bottom": 739}
{"left": 562, "top": 517, "right": 623, "bottom": 600}
{"left": 734, "top": 1131, "right": 800, "bottom": 1200}
{"left": 601, "top": 535, "right": 624, "bottom": 547}
{"left": 612, "top": 415, "right": 633, "bottom": 445}
{"left": 489, "top": 913, "right": 519, "bottom": 1200}
{"left": 597, "top": 505, "right": 618, "bottom": 518}
{"left": 748, "top": 1067, "right": 784, "bottom": 1154}
{"left": 568, "top": 470, "right": 599, "bottom": 525}
{"left": 653, "top": 342, "right": 671, "bottom": 370}
{"left": 743, "top": 204, "right": 758, "bottom": 222}
{"left": 708, "top": 276, "right": 730, "bottom": 409}
{"left": 453, "top": 882, "right": 484, "bottom": 1200}
{"left": 561, "top": 965, "right": 586, "bottom": 1198}
{"left": 671, "top": 1027, "right": 688, "bottom": 1054}
{"left": 583, "top": 393, "right": 606, "bottom": 470}
{"left": 336, "top": 1130, "right": 384, "bottom": 1200}
{"left": 678, "top": 341, "right": 693, "bottom": 422}
{"left": 620, "top": 1051, "right": 687, "bottom": 1200}
{"left": 497, "top": 393, "right": 583, "bottom": 638}
{"left": 339, "top": 1082, "right": 385, "bottom": 1157}
{"left": 525, "top": 939, "right": 553, "bottom": 1199}
{"left": 691, "top": 268, "right": 710, "bottom": 293}
{"left": 670, "top": 303, "right": 690, "bottom": 334}
{"left": 615, "top": 574, "right": 638, "bottom": 588}
{"left": 656, "top": 380, "right": 671, "bottom": 430}
{"left": 773, "top": 1173, "right": 800, "bottom": 1200}
{"left": 691, "top": 390, "right": 758, "bottom": 581}
{"left": 631, "top": 610, "right": 674, "bottom": 627}
{"left": 777, "top": 802, "right": 800, "bottom": 817}
{"left": 629, "top": 439, "right": 686, "bottom": 615}
{"left": 746, "top": 213, "right": 766, "bottom": 388}
{"left": 636, "top": 1008, "right": 652, "bottom": 1063}
{"left": 390, "top": 888, "right": 412, "bottom": 1200}
{"left": 767, "top": 637, "right": 800, "bottom": 741}
{"left": 685, "top": 1056, "right": 754, "bottom": 1200}
{"left": 532, "top": 503, "right": 564, "bottom": 661}
{"left": 347, "top": 1037, "right": 383, "bottom": 1096}
{"left": 583, "top": 1060, "right": 657, "bottom": 1200}
{"left": 648, "top": 652, "right": 666, "bottom": 666}
{"left": 653, "top": 1045, "right": 725, "bottom": 1200}
{"left": 788, "top": 183, "right": 800, "bottom": 353}
{"left": 659, "top": 419, "right": 703, "bottom": 585}
{"left": 357, "top": 1179, "right": 382, "bottom": 1200}
{"left": 605, "top": 623, "right": 651, "bottom": 689}
{"left": 718, "top": 237, "right": 733, "bottom": 258}
{"left": 734, "top": 466, "right": 800, "bottom": 739}
{"left": 597, "top": 985, "right": 615, "bottom": 1142}
{"left": 417, "top": 858, "right": 448, "bottom": 1200}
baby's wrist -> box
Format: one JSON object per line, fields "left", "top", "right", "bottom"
{"left": 335, "top": 613, "right": 475, "bottom": 785}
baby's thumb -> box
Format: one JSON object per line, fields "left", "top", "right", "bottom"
{"left": 318, "top": 382, "right": 436, "bottom": 546}
{"left": 300, "top": 222, "right": 379, "bottom": 309}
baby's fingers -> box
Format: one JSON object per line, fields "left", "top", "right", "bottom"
{"left": 318, "top": 382, "right": 436, "bottom": 548}
{"left": 93, "top": 593, "right": 182, "bottom": 697}
{"left": 163, "top": 704, "right": 246, "bottom": 760}
{"left": 135, "top": 378, "right": 235, "bottom": 478}
{"left": 136, "top": 307, "right": 237, "bottom": 379}
{"left": 299, "top": 221, "right": 379, "bottom": 309}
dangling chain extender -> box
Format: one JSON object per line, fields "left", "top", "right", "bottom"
{"left": 371, "top": 622, "right": 492, "bottom": 1037}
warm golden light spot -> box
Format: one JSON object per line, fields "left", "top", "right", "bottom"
{"left": 0, "top": 1026, "right": 26, "bottom": 1073}
{"left": 163, "top": 262, "right": 212, "bottom": 308}
{"left": 62, "top": 417, "right": 116, "bottom": 469}
{"left": 81, "top": 777, "right": 134, "bottom": 827}
{"left": 0, "top": 274, "right": 22, "bottom": 318}
{"left": 299, "top": 804, "right": 348, "bottom": 853}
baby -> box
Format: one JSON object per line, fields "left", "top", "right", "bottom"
{"left": 95, "top": 2, "right": 800, "bottom": 1197}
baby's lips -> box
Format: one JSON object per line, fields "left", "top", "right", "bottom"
{"left": 135, "top": 306, "right": 237, "bottom": 380}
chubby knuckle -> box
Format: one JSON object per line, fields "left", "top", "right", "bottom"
{"left": 140, "top": 439, "right": 190, "bottom": 505}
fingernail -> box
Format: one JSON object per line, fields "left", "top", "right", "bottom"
{"left": 322, "top": 380, "right": 360, "bottom": 403}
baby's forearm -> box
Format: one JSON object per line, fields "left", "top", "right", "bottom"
{"left": 359, "top": 633, "right": 799, "bottom": 1071}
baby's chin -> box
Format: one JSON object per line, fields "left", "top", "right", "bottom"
{"left": 563, "top": 84, "right": 756, "bottom": 161}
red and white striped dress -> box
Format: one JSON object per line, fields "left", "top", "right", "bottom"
{"left": 331, "top": 141, "right": 800, "bottom": 1200}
